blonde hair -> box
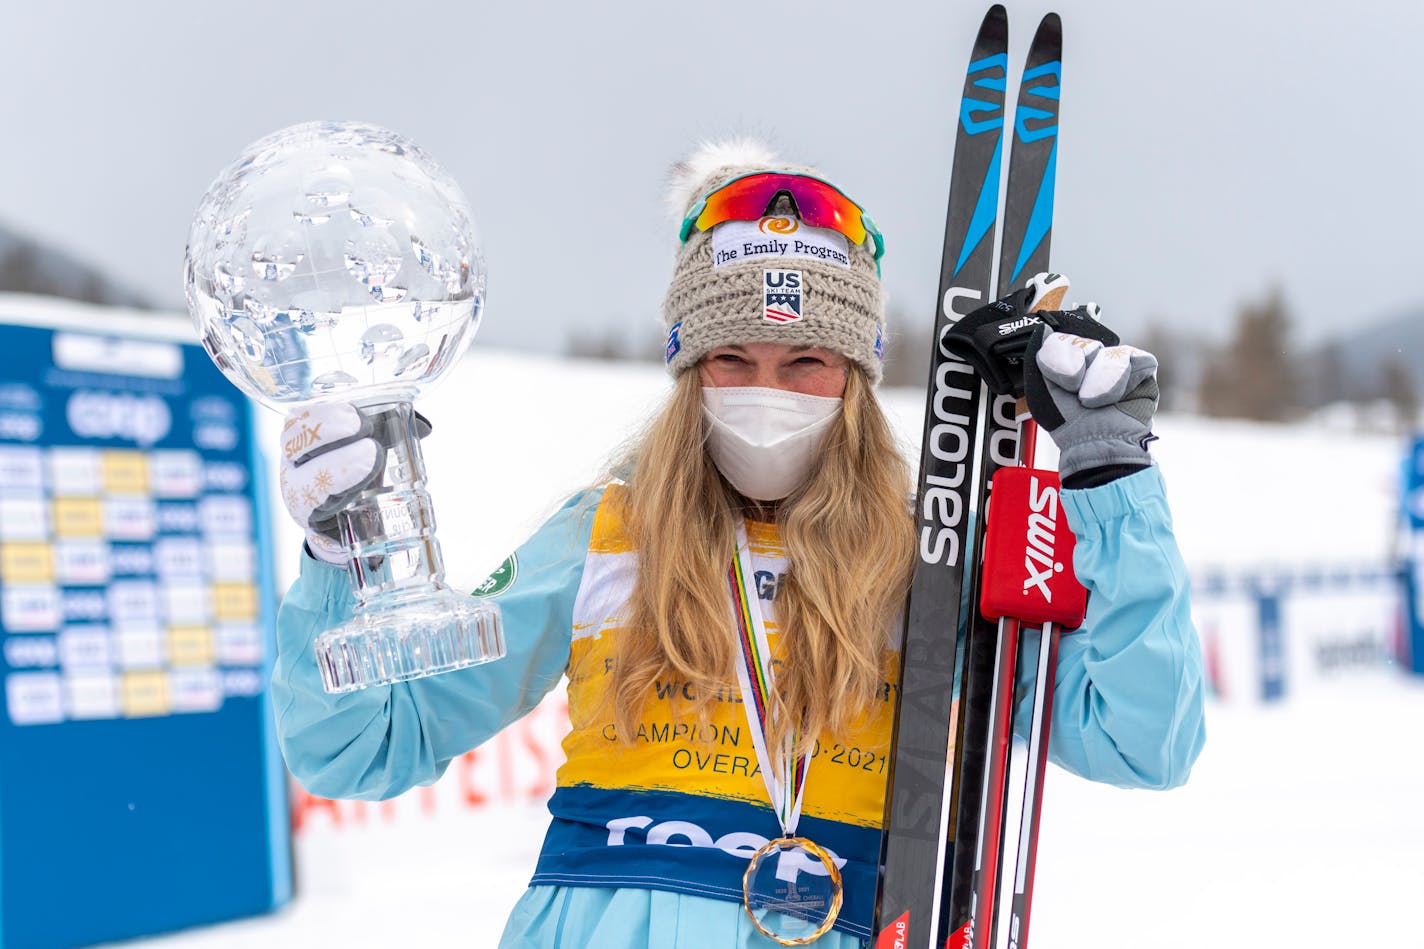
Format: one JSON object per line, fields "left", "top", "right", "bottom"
{"left": 605, "top": 366, "right": 915, "bottom": 759}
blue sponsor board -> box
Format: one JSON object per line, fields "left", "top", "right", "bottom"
{"left": 1404, "top": 435, "right": 1424, "bottom": 676}
{"left": 1254, "top": 588, "right": 1286, "bottom": 701}
{"left": 0, "top": 316, "right": 290, "bottom": 948}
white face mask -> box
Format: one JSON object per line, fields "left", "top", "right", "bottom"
{"left": 701, "top": 386, "right": 843, "bottom": 502}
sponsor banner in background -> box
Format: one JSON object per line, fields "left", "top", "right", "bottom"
{"left": 1192, "top": 568, "right": 1401, "bottom": 702}
{"left": 1404, "top": 435, "right": 1424, "bottom": 675}
{"left": 0, "top": 308, "right": 290, "bottom": 949}
{"left": 291, "top": 691, "right": 570, "bottom": 831}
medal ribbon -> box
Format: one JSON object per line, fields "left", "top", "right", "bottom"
{"left": 727, "top": 521, "right": 811, "bottom": 836}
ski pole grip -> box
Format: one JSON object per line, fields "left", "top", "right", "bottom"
{"left": 942, "top": 274, "right": 1070, "bottom": 399}
{"left": 979, "top": 467, "right": 1088, "bottom": 628}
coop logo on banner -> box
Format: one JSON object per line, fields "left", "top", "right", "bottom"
{"left": 66, "top": 391, "right": 171, "bottom": 447}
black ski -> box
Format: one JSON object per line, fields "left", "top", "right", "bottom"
{"left": 997, "top": 19, "right": 1064, "bottom": 949}
{"left": 873, "top": 7, "right": 1008, "bottom": 948}
{"left": 952, "top": 15, "right": 1065, "bottom": 949}
{"left": 872, "top": 9, "right": 1066, "bottom": 949}
{"left": 997, "top": 13, "right": 1062, "bottom": 301}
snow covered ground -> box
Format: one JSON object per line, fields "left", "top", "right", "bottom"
{"left": 127, "top": 350, "right": 1422, "bottom": 949}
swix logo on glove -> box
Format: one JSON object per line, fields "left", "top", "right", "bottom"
{"left": 979, "top": 467, "right": 1087, "bottom": 628}
{"left": 283, "top": 415, "right": 325, "bottom": 460}
{"left": 997, "top": 314, "right": 1041, "bottom": 336}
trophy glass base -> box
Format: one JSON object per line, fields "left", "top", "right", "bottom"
{"left": 314, "top": 591, "right": 505, "bottom": 693}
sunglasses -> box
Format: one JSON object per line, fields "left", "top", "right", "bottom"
{"left": 679, "top": 171, "right": 885, "bottom": 263}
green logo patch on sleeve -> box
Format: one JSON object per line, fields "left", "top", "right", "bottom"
{"left": 471, "top": 554, "right": 518, "bottom": 598}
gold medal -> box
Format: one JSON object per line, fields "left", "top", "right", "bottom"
{"left": 741, "top": 836, "right": 845, "bottom": 945}
{"left": 728, "top": 531, "right": 844, "bottom": 944}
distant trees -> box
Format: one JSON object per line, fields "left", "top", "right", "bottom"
{"left": 1381, "top": 357, "right": 1419, "bottom": 431}
{"left": 1306, "top": 341, "right": 1348, "bottom": 410}
{"left": 1147, "top": 286, "right": 1419, "bottom": 432}
{"left": 877, "top": 303, "right": 928, "bottom": 388}
{"left": 1139, "top": 320, "right": 1208, "bottom": 414}
{"left": 0, "top": 227, "right": 149, "bottom": 307}
{"left": 565, "top": 328, "right": 662, "bottom": 363}
{"left": 1198, "top": 288, "right": 1299, "bottom": 422}
{"left": 0, "top": 241, "right": 46, "bottom": 296}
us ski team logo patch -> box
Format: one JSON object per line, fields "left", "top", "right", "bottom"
{"left": 665, "top": 321, "right": 682, "bottom": 364}
{"left": 763, "top": 269, "right": 803, "bottom": 324}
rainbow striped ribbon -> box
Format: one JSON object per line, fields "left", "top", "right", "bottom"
{"left": 727, "top": 522, "right": 811, "bottom": 835}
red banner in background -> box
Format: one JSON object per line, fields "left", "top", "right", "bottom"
{"left": 291, "top": 692, "right": 569, "bottom": 833}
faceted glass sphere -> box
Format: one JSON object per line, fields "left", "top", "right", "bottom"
{"left": 184, "top": 120, "right": 485, "bottom": 408}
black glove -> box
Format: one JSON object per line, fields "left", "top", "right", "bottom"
{"left": 942, "top": 275, "right": 1118, "bottom": 398}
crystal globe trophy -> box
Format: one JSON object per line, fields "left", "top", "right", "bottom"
{"left": 183, "top": 120, "right": 504, "bottom": 693}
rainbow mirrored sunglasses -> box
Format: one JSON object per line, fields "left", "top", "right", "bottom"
{"left": 678, "top": 171, "right": 886, "bottom": 264}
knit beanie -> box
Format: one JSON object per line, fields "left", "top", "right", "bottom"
{"left": 660, "top": 141, "right": 886, "bottom": 384}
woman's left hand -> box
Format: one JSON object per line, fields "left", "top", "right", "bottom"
{"left": 1023, "top": 322, "right": 1160, "bottom": 487}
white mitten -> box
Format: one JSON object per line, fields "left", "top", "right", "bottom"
{"left": 278, "top": 403, "right": 383, "bottom": 564}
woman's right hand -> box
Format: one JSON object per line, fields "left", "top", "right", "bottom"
{"left": 278, "top": 402, "right": 382, "bottom": 564}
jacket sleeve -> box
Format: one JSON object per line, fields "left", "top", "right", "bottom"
{"left": 1029, "top": 465, "right": 1206, "bottom": 789}
{"left": 270, "top": 489, "right": 600, "bottom": 800}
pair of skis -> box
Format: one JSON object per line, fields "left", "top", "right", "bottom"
{"left": 875, "top": 8, "right": 1068, "bottom": 949}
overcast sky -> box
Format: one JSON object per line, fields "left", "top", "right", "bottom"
{"left": 2, "top": 0, "right": 1420, "bottom": 357}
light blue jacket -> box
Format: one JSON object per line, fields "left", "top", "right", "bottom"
{"left": 271, "top": 465, "right": 1205, "bottom": 948}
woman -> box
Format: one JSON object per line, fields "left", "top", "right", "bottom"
{"left": 272, "top": 142, "right": 1205, "bottom": 948}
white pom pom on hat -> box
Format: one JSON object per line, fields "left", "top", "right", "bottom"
{"left": 663, "top": 138, "right": 783, "bottom": 221}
